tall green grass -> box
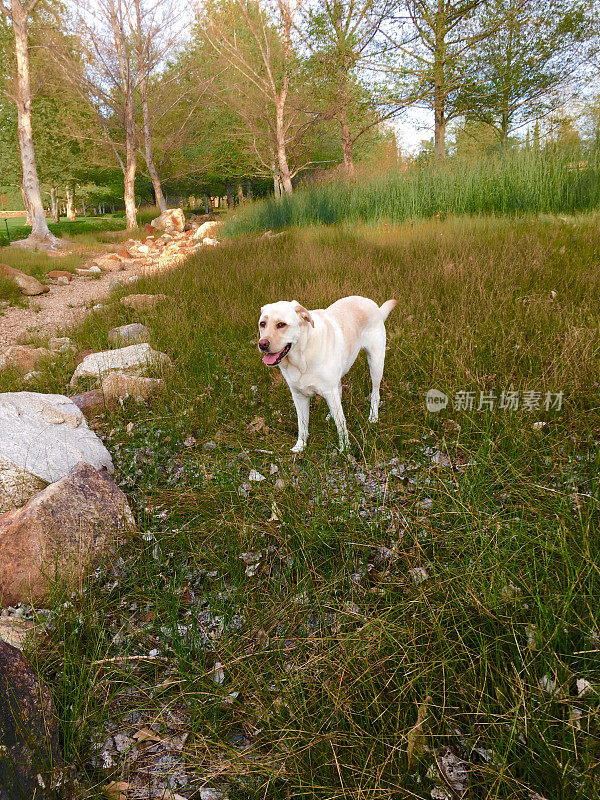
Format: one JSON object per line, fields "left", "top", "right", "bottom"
{"left": 226, "top": 150, "right": 600, "bottom": 234}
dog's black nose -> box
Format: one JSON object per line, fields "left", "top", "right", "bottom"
{"left": 258, "top": 338, "right": 270, "bottom": 352}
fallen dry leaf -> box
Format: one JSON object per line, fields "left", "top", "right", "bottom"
{"left": 247, "top": 415, "right": 268, "bottom": 434}
{"left": 103, "top": 782, "right": 130, "bottom": 800}
{"left": 133, "top": 727, "right": 162, "bottom": 744}
{"left": 406, "top": 694, "right": 431, "bottom": 766}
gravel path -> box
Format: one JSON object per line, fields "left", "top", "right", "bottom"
{"left": 0, "top": 264, "right": 141, "bottom": 348}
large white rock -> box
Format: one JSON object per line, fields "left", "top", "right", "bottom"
{"left": 70, "top": 343, "right": 172, "bottom": 385}
{"left": 193, "top": 220, "right": 223, "bottom": 241}
{"left": 0, "top": 392, "right": 114, "bottom": 484}
{"left": 151, "top": 208, "right": 185, "bottom": 232}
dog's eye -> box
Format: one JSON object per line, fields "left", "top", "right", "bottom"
{"left": 259, "top": 321, "right": 266, "bottom": 328}
{"left": 276, "top": 322, "right": 287, "bottom": 329}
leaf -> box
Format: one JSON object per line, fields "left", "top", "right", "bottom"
{"left": 133, "top": 727, "right": 162, "bottom": 744}
{"left": 103, "top": 782, "right": 130, "bottom": 800}
{"left": 247, "top": 415, "right": 268, "bottom": 434}
{"left": 406, "top": 694, "right": 431, "bottom": 767}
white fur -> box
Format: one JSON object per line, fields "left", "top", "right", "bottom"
{"left": 258, "top": 295, "right": 396, "bottom": 452}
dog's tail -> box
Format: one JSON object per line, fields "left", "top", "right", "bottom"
{"left": 379, "top": 299, "right": 397, "bottom": 321}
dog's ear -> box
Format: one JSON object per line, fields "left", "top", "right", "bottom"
{"left": 294, "top": 304, "right": 314, "bottom": 327}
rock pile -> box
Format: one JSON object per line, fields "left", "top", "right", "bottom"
{"left": 0, "top": 393, "right": 134, "bottom": 606}
{"left": 0, "top": 210, "right": 223, "bottom": 302}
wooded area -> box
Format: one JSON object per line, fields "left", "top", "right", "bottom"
{"left": 0, "top": 0, "right": 598, "bottom": 244}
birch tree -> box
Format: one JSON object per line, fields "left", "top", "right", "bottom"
{"left": 54, "top": 0, "right": 139, "bottom": 227}
{"left": 198, "top": 0, "right": 303, "bottom": 194}
{"left": 0, "top": 0, "right": 60, "bottom": 246}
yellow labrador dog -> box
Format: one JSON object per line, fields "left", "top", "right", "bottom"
{"left": 258, "top": 296, "right": 396, "bottom": 452}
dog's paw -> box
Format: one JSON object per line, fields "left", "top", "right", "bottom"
{"left": 368, "top": 412, "right": 379, "bottom": 423}
{"left": 291, "top": 442, "right": 306, "bottom": 453}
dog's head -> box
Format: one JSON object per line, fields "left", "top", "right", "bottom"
{"left": 258, "top": 301, "right": 314, "bottom": 366}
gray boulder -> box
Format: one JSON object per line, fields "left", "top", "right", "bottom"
{"left": 0, "top": 392, "right": 113, "bottom": 483}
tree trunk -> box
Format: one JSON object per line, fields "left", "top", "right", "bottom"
{"left": 20, "top": 182, "right": 31, "bottom": 225}
{"left": 65, "top": 185, "right": 76, "bottom": 221}
{"left": 110, "top": 0, "right": 137, "bottom": 229}
{"left": 275, "top": 99, "right": 293, "bottom": 194}
{"left": 225, "top": 182, "right": 234, "bottom": 209}
{"left": 273, "top": 169, "right": 281, "bottom": 198}
{"left": 50, "top": 186, "right": 59, "bottom": 223}
{"left": 340, "top": 107, "right": 355, "bottom": 176}
{"left": 134, "top": 0, "right": 167, "bottom": 214}
{"left": 237, "top": 183, "right": 244, "bottom": 203}
{"left": 11, "top": 0, "right": 59, "bottom": 246}
{"left": 433, "top": 6, "right": 446, "bottom": 161}
{"left": 139, "top": 73, "right": 167, "bottom": 213}
{"left": 123, "top": 155, "right": 136, "bottom": 229}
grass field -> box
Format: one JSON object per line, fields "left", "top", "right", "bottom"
{"left": 5, "top": 214, "right": 600, "bottom": 799}
{"left": 226, "top": 151, "right": 600, "bottom": 236}
{"left": 0, "top": 215, "right": 127, "bottom": 248}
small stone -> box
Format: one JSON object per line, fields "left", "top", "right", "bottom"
{"left": 48, "top": 337, "right": 73, "bottom": 352}
{"left": 113, "top": 732, "right": 132, "bottom": 753}
{"left": 203, "top": 441, "right": 217, "bottom": 451}
{"left": 70, "top": 343, "right": 172, "bottom": 385}
{"left": 107, "top": 323, "right": 151, "bottom": 346}
{"left": 47, "top": 270, "right": 73, "bottom": 283}
{"left": 57, "top": 276, "right": 69, "bottom": 286}
{"left": 22, "top": 371, "right": 43, "bottom": 384}
{"left": 501, "top": 583, "right": 522, "bottom": 601}
{"left": 0, "top": 263, "right": 49, "bottom": 296}
{"left": 120, "top": 293, "right": 166, "bottom": 311}
{"left": 0, "top": 346, "right": 51, "bottom": 373}
{"left": 539, "top": 674, "right": 560, "bottom": 697}
{"left": 249, "top": 469, "right": 266, "bottom": 482}
{"left": 409, "top": 567, "right": 429, "bottom": 584}
{"left": 576, "top": 678, "right": 593, "bottom": 697}
{"left": 70, "top": 390, "right": 115, "bottom": 419}
{"left": 101, "top": 373, "right": 164, "bottom": 401}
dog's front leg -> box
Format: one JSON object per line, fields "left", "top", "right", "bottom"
{"left": 291, "top": 390, "right": 310, "bottom": 453}
{"left": 324, "top": 389, "right": 350, "bottom": 451}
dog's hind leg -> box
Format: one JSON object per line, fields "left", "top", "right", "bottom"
{"left": 324, "top": 388, "right": 350, "bottom": 451}
{"left": 291, "top": 390, "right": 310, "bottom": 453}
{"left": 364, "top": 328, "right": 386, "bottom": 423}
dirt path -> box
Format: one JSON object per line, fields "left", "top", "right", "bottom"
{"left": 0, "top": 263, "right": 142, "bottom": 348}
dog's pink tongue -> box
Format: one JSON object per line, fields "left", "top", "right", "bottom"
{"left": 262, "top": 351, "right": 282, "bottom": 366}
